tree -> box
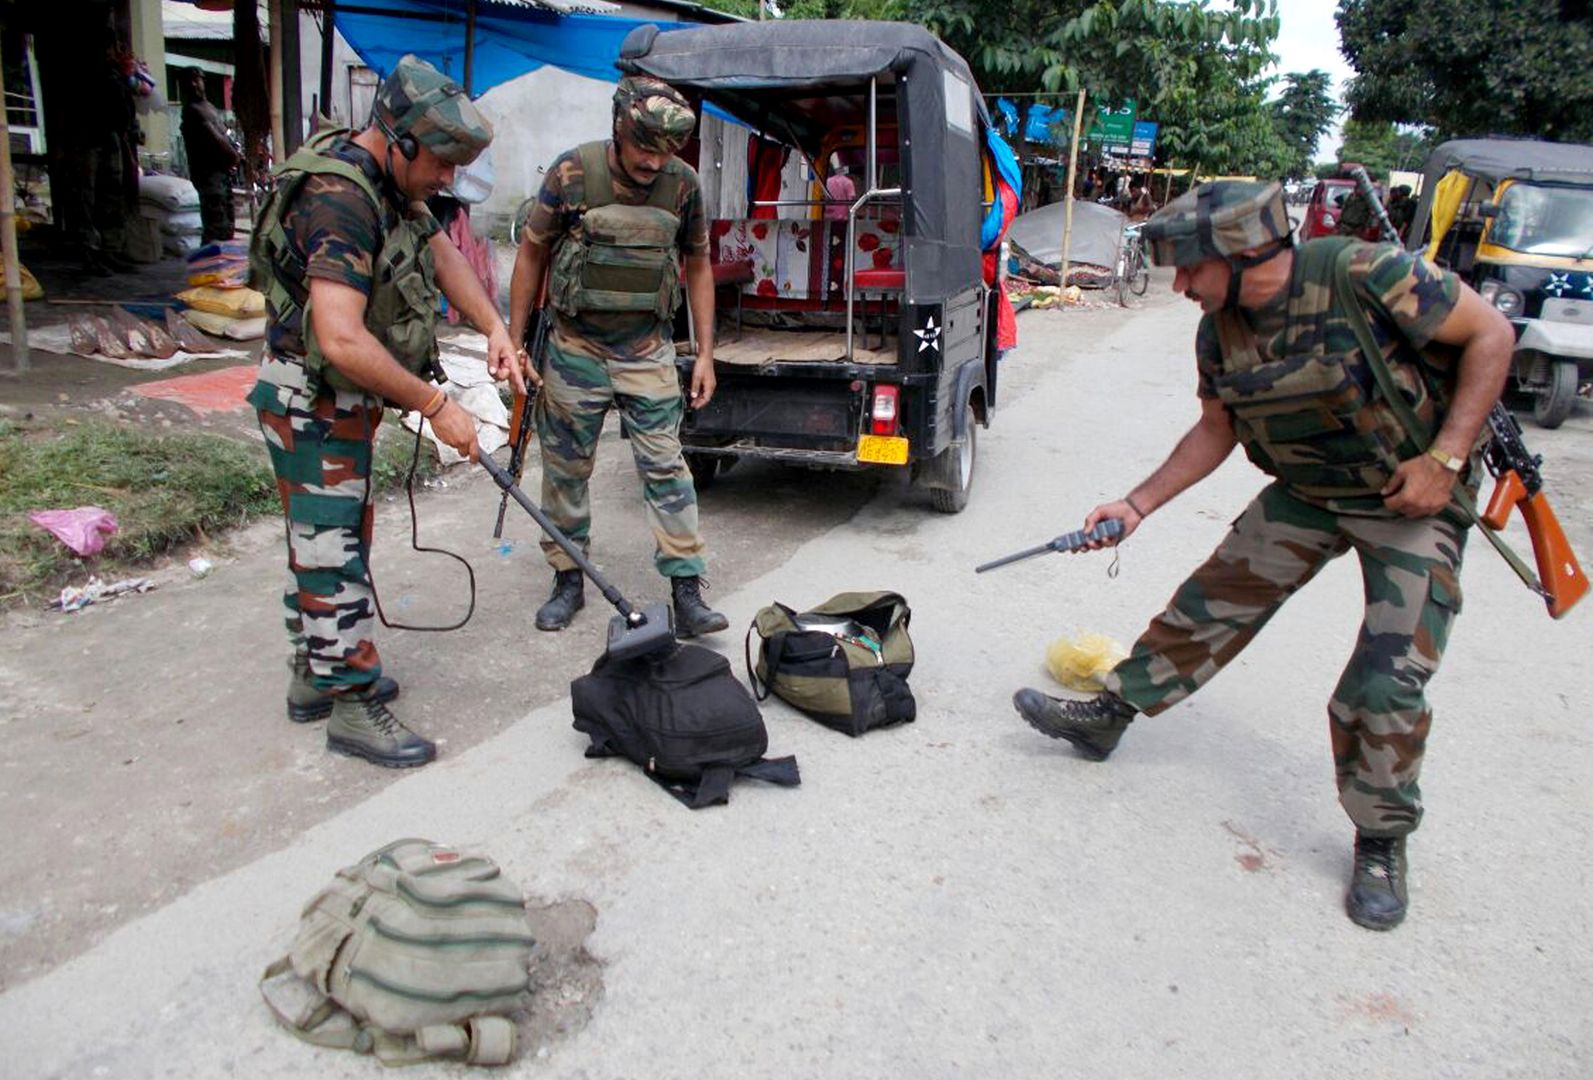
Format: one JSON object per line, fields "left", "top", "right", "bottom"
{"left": 1337, "top": 0, "right": 1593, "bottom": 141}
{"left": 1331, "top": 119, "right": 1432, "bottom": 179}
{"left": 1268, "top": 70, "right": 1339, "bottom": 179}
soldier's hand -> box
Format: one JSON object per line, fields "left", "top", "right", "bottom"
{"left": 1380, "top": 455, "right": 1453, "bottom": 518}
{"left": 485, "top": 326, "right": 529, "bottom": 396}
{"left": 1083, "top": 500, "right": 1139, "bottom": 547}
{"left": 689, "top": 354, "right": 716, "bottom": 409}
{"left": 430, "top": 398, "right": 480, "bottom": 463}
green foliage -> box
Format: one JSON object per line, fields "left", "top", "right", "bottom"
{"left": 0, "top": 419, "right": 277, "bottom": 602}
{"left": 1337, "top": 0, "right": 1593, "bottom": 141}
{"left": 1269, "top": 70, "right": 1340, "bottom": 179}
{"left": 1333, "top": 118, "right": 1433, "bottom": 179}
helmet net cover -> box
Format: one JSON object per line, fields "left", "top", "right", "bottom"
{"left": 374, "top": 54, "right": 494, "bottom": 166}
{"left": 612, "top": 76, "right": 696, "bottom": 154}
{"left": 1142, "top": 180, "right": 1291, "bottom": 268}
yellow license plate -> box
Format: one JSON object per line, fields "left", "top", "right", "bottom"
{"left": 856, "top": 434, "right": 909, "bottom": 465}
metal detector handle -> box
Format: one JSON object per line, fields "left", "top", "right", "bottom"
{"left": 478, "top": 453, "right": 642, "bottom": 622}
{"left": 975, "top": 518, "right": 1124, "bottom": 573}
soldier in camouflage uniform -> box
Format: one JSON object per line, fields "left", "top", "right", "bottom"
{"left": 1012, "top": 181, "right": 1514, "bottom": 930}
{"left": 507, "top": 75, "right": 728, "bottom": 639}
{"left": 248, "top": 55, "right": 533, "bottom": 769}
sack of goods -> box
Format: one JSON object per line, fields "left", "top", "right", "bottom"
{"left": 176, "top": 284, "right": 266, "bottom": 340}
{"left": 571, "top": 642, "right": 801, "bottom": 809}
{"left": 138, "top": 175, "right": 204, "bottom": 257}
{"left": 747, "top": 591, "right": 916, "bottom": 736}
{"left": 186, "top": 241, "right": 251, "bottom": 288}
{"left": 259, "top": 839, "right": 535, "bottom": 1066}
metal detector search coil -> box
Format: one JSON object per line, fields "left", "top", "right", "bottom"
{"left": 975, "top": 518, "right": 1125, "bottom": 573}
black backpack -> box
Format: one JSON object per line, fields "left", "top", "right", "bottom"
{"left": 570, "top": 643, "right": 800, "bottom": 809}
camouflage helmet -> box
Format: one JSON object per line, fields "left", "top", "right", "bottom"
{"left": 373, "top": 54, "right": 493, "bottom": 166}
{"left": 612, "top": 76, "right": 695, "bottom": 154}
{"left": 1142, "top": 180, "right": 1291, "bottom": 267}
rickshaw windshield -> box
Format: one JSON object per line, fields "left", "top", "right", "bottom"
{"left": 1487, "top": 182, "right": 1593, "bottom": 258}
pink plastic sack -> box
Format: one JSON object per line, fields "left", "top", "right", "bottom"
{"left": 27, "top": 506, "right": 119, "bottom": 557}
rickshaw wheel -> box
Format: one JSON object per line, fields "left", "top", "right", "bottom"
{"left": 1532, "top": 361, "right": 1578, "bottom": 429}
{"left": 929, "top": 405, "right": 977, "bottom": 514}
{"left": 686, "top": 452, "right": 720, "bottom": 489}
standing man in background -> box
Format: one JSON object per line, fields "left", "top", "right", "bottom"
{"left": 180, "top": 67, "right": 241, "bottom": 243}
{"left": 508, "top": 75, "right": 728, "bottom": 640}
{"left": 249, "top": 55, "right": 530, "bottom": 769}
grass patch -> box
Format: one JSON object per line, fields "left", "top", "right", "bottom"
{"left": 372, "top": 413, "right": 444, "bottom": 492}
{"left": 0, "top": 417, "right": 278, "bottom": 603}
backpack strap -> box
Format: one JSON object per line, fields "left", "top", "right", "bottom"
{"left": 651, "top": 755, "right": 802, "bottom": 809}
{"left": 259, "top": 956, "right": 363, "bottom": 1052}
{"left": 1330, "top": 245, "right": 1542, "bottom": 593}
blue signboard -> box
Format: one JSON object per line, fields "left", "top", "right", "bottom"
{"left": 1131, "top": 121, "right": 1159, "bottom": 158}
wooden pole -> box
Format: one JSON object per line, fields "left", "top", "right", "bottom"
{"left": 268, "top": 0, "right": 285, "bottom": 163}
{"left": 0, "top": 59, "right": 27, "bottom": 373}
{"left": 319, "top": 0, "right": 336, "bottom": 123}
{"left": 1057, "top": 88, "right": 1087, "bottom": 294}
{"left": 280, "top": 0, "right": 303, "bottom": 155}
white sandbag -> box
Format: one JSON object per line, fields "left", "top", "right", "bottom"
{"left": 182, "top": 309, "right": 265, "bottom": 340}
{"left": 139, "top": 174, "right": 200, "bottom": 213}
{"left": 160, "top": 210, "right": 204, "bottom": 236}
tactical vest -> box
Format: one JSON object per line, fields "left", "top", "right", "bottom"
{"left": 1210, "top": 236, "right": 1449, "bottom": 513}
{"left": 547, "top": 141, "right": 684, "bottom": 323}
{"left": 250, "top": 129, "right": 440, "bottom": 397}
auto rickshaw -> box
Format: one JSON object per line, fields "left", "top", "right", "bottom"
{"left": 615, "top": 20, "right": 1020, "bottom": 512}
{"left": 1408, "top": 138, "right": 1593, "bottom": 428}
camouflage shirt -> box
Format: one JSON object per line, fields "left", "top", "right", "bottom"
{"left": 1198, "top": 242, "right": 1460, "bottom": 401}
{"left": 262, "top": 139, "right": 440, "bottom": 363}
{"left": 524, "top": 142, "right": 708, "bottom": 355}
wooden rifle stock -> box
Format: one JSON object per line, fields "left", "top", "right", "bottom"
{"left": 491, "top": 307, "right": 548, "bottom": 540}
{"left": 1483, "top": 471, "right": 1589, "bottom": 619}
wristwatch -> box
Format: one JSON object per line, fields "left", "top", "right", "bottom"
{"left": 1426, "top": 446, "right": 1464, "bottom": 473}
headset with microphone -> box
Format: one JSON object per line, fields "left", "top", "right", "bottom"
{"left": 369, "top": 76, "right": 465, "bottom": 163}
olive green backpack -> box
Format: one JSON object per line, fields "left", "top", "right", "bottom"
{"left": 259, "top": 838, "right": 535, "bottom": 1067}
{"left": 746, "top": 591, "right": 916, "bottom": 737}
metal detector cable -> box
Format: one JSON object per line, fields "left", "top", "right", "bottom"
{"left": 365, "top": 407, "right": 477, "bottom": 632}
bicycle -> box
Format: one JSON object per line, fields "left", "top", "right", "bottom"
{"left": 1115, "top": 223, "right": 1150, "bottom": 307}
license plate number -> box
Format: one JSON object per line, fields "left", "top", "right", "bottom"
{"left": 857, "top": 434, "right": 909, "bottom": 465}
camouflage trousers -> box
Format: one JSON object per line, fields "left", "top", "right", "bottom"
{"left": 1102, "top": 482, "right": 1468, "bottom": 837}
{"left": 250, "top": 357, "right": 385, "bottom": 691}
{"left": 533, "top": 333, "right": 706, "bottom": 577}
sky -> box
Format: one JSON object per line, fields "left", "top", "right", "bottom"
{"left": 1263, "top": 0, "right": 1356, "bottom": 161}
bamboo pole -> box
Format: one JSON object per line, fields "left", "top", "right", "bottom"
{"left": 463, "top": 0, "right": 476, "bottom": 94}
{"left": 1057, "top": 88, "right": 1087, "bottom": 295}
{"left": 0, "top": 59, "right": 27, "bottom": 373}
{"left": 268, "top": 0, "right": 285, "bottom": 163}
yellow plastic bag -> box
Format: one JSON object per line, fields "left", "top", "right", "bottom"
{"left": 176, "top": 285, "right": 265, "bottom": 318}
{"left": 1046, "top": 631, "right": 1127, "bottom": 692}
{"left": 2, "top": 261, "right": 44, "bottom": 301}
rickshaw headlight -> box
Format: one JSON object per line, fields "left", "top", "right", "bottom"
{"left": 1322, "top": 211, "right": 1337, "bottom": 229}
{"left": 1482, "top": 281, "right": 1524, "bottom": 316}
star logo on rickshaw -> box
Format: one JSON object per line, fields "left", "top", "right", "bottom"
{"left": 914, "top": 315, "right": 942, "bottom": 354}
{"left": 1579, "top": 275, "right": 1593, "bottom": 298}
{"left": 1545, "top": 272, "right": 1572, "bottom": 298}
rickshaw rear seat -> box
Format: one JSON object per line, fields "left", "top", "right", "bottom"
{"left": 853, "top": 268, "right": 905, "bottom": 350}
{"left": 708, "top": 258, "right": 754, "bottom": 338}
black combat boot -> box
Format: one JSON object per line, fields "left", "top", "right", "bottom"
{"left": 535, "top": 569, "right": 585, "bottom": 631}
{"left": 1011, "top": 688, "right": 1137, "bottom": 760}
{"left": 671, "top": 575, "right": 728, "bottom": 638}
{"left": 286, "top": 654, "right": 398, "bottom": 723}
{"left": 326, "top": 689, "right": 436, "bottom": 768}
{"left": 1346, "top": 833, "right": 1409, "bottom": 931}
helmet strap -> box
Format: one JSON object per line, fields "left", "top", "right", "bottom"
{"left": 1221, "top": 237, "right": 1292, "bottom": 310}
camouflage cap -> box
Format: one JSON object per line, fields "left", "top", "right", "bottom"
{"left": 613, "top": 76, "right": 695, "bottom": 154}
{"left": 1142, "top": 180, "right": 1291, "bottom": 267}
{"left": 374, "top": 54, "right": 493, "bottom": 166}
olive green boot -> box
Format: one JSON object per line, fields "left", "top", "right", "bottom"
{"left": 286, "top": 654, "right": 398, "bottom": 723}
{"left": 1346, "top": 833, "right": 1409, "bottom": 931}
{"left": 326, "top": 689, "right": 436, "bottom": 768}
{"left": 1011, "top": 688, "right": 1137, "bottom": 760}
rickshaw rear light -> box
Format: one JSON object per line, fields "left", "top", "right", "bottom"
{"left": 870, "top": 385, "right": 900, "bottom": 435}
{"left": 1488, "top": 284, "right": 1524, "bottom": 316}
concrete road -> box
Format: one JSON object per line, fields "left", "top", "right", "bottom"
{"left": 2, "top": 281, "right": 1590, "bottom": 1079}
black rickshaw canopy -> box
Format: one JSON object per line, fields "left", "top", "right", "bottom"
{"left": 1407, "top": 137, "right": 1593, "bottom": 252}
{"left": 618, "top": 20, "right": 990, "bottom": 303}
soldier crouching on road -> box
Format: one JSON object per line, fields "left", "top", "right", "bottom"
{"left": 507, "top": 75, "right": 728, "bottom": 640}
{"left": 1012, "top": 181, "right": 1514, "bottom": 930}
{"left": 248, "top": 55, "right": 535, "bottom": 769}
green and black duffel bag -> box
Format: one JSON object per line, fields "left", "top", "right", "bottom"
{"left": 746, "top": 590, "right": 916, "bottom": 737}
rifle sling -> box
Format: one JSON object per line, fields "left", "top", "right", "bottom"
{"left": 1330, "top": 247, "right": 1547, "bottom": 598}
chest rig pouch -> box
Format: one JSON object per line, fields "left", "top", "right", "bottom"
{"left": 251, "top": 129, "right": 441, "bottom": 399}
{"left": 548, "top": 141, "right": 683, "bottom": 323}
{"left": 1210, "top": 236, "right": 1438, "bottom": 511}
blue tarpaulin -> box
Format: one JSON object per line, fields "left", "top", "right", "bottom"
{"left": 334, "top": 0, "right": 692, "bottom": 90}
{"left": 993, "top": 97, "right": 1068, "bottom": 146}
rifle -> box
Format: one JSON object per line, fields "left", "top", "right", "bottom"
{"left": 492, "top": 309, "right": 548, "bottom": 540}
{"left": 1346, "top": 166, "right": 1588, "bottom": 618}
{"left": 976, "top": 519, "right": 1123, "bottom": 573}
